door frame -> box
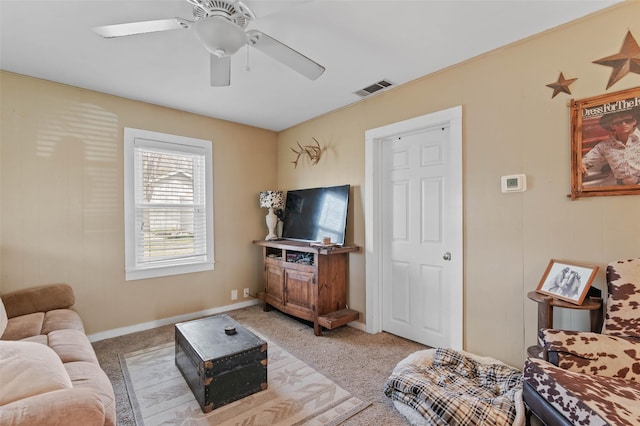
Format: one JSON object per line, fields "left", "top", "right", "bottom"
{"left": 364, "top": 106, "right": 463, "bottom": 350}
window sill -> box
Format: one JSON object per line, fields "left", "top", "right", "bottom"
{"left": 125, "top": 261, "right": 214, "bottom": 281}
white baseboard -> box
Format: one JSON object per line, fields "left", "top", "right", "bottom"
{"left": 87, "top": 299, "right": 260, "bottom": 342}
{"left": 348, "top": 320, "right": 366, "bottom": 332}
{"left": 88, "top": 299, "right": 367, "bottom": 342}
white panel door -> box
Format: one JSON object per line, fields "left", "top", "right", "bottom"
{"left": 381, "top": 125, "right": 455, "bottom": 347}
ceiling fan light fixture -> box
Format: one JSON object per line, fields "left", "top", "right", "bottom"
{"left": 93, "top": 0, "right": 325, "bottom": 87}
{"left": 193, "top": 16, "right": 247, "bottom": 56}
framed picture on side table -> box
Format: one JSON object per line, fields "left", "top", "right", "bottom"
{"left": 536, "top": 259, "right": 599, "bottom": 305}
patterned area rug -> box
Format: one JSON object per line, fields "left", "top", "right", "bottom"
{"left": 120, "top": 336, "right": 369, "bottom": 426}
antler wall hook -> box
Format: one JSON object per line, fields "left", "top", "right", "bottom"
{"left": 291, "top": 137, "right": 323, "bottom": 168}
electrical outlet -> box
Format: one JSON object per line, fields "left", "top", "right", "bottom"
{"left": 243, "top": 288, "right": 250, "bottom": 298}
{"left": 231, "top": 289, "right": 238, "bottom": 300}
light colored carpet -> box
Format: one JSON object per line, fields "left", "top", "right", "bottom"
{"left": 120, "top": 336, "right": 369, "bottom": 426}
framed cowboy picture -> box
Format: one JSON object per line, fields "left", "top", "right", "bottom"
{"left": 570, "top": 87, "right": 640, "bottom": 199}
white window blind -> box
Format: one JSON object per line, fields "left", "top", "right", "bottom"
{"left": 124, "top": 128, "right": 213, "bottom": 280}
{"left": 134, "top": 146, "right": 206, "bottom": 265}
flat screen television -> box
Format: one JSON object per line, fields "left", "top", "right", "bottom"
{"left": 281, "top": 184, "right": 350, "bottom": 245}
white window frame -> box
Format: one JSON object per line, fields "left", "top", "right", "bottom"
{"left": 124, "top": 127, "right": 214, "bottom": 281}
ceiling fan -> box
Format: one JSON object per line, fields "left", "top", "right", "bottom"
{"left": 92, "top": 0, "right": 325, "bottom": 87}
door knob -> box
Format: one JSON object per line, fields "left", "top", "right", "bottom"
{"left": 443, "top": 252, "right": 452, "bottom": 261}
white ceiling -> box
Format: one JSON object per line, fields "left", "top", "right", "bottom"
{"left": 0, "top": 0, "right": 622, "bottom": 131}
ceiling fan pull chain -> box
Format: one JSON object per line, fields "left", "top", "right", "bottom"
{"left": 246, "top": 45, "right": 251, "bottom": 72}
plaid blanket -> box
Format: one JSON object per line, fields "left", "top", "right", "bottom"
{"left": 384, "top": 348, "right": 523, "bottom": 425}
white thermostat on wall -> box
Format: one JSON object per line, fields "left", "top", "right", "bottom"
{"left": 501, "top": 174, "right": 527, "bottom": 193}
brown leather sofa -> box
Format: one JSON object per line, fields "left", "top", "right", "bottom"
{"left": 0, "top": 283, "right": 115, "bottom": 425}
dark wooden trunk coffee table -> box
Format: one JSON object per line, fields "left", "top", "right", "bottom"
{"left": 175, "top": 314, "right": 268, "bottom": 413}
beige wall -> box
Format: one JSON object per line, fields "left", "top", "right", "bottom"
{"left": 0, "top": 72, "right": 278, "bottom": 334}
{"left": 1, "top": 2, "right": 639, "bottom": 368}
{"left": 277, "top": 2, "right": 640, "bottom": 366}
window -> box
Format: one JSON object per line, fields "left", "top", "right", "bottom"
{"left": 124, "top": 128, "right": 213, "bottom": 280}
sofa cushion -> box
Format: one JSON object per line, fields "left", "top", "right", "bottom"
{"left": 0, "top": 388, "right": 106, "bottom": 426}
{"left": 1, "top": 308, "right": 84, "bottom": 341}
{"left": 0, "top": 298, "right": 7, "bottom": 337}
{"left": 20, "top": 334, "right": 48, "bottom": 345}
{"left": 42, "top": 308, "right": 84, "bottom": 334}
{"left": 1, "top": 312, "right": 45, "bottom": 341}
{"left": 47, "top": 329, "right": 99, "bottom": 364}
{"left": 0, "top": 340, "right": 72, "bottom": 406}
{"left": 541, "top": 328, "right": 640, "bottom": 381}
{"left": 605, "top": 258, "right": 640, "bottom": 338}
{"left": 65, "top": 361, "right": 116, "bottom": 426}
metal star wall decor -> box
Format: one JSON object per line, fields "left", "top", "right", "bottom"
{"left": 546, "top": 72, "right": 578, "bottom": 98}
{"left": 593, "top": 30, "right": 640, "bottom": 89}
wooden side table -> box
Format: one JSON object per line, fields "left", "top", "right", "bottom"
{"left": 527, "top": 291, "right": 603, "bottom": 358}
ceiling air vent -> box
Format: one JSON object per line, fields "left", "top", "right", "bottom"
{"left": 354, "top": 79, "right": 394, "bottom": 97}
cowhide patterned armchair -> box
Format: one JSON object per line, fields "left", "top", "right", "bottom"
{"left": 523, "top": 257, "right": 640, "bottom": 425}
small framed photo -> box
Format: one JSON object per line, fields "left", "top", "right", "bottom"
{"left": 536, "top": 259, "right": 599, "bottom": 305}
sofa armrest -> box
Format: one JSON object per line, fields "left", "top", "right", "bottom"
{"left": 541, "top": 329, "right": 640, "bottom": 381}
{"left": 523, "top": 357, "right": 640, "bottom": 425}
{"left": 0, "top": 388, "right": 105, "bottom": 426}
{"left": 1, "top": 284, "right": 75, "bottom": 319}
{"left": 523, "top": 382, "right": 573, "bottom": 426}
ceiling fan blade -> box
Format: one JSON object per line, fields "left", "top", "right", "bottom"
{"left": 246, "top": 30, "right": 325, "bottom": 80}
{"left": 210, "top": 54, "right": 231, "bottom": 87}
{"left": 92, "top": 18, "right": 191, "bottom": 38}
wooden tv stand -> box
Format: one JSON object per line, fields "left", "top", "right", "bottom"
{"left": 253, "top": 239, "right": 359, "bottom": 336}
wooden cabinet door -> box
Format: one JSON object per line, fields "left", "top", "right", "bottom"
{"left": 283, "top": 268, "right": 314, "bottom": 315}
{"left": 264, "top": 262, "right": 284, "bottom": 305}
